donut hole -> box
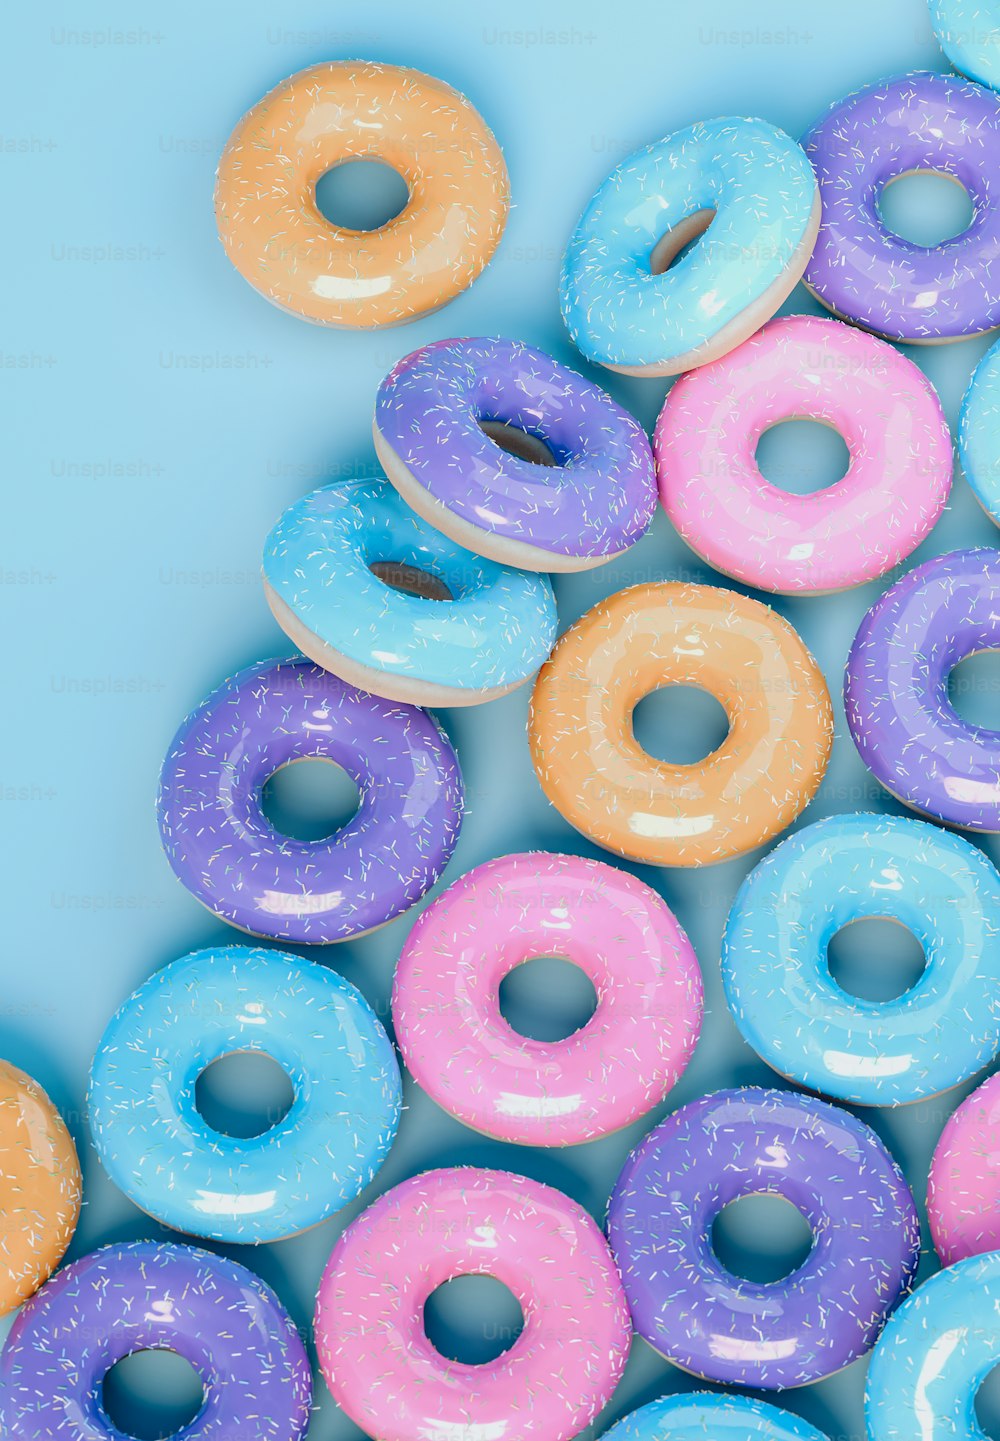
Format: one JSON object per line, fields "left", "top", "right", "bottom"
{"left": 948, "top": 650, "right": 1000, "bottom": 733}
{"left": 498, "top": 956, "right": 598, "bottom": 1042}
{"left": 650, "top": 206, "right": 716, "bottom": 275}
{"left": 878, "top": 169, "right": 975, "bottom": 247}
{"left": 314, "top": 158, "right": 410, "bottom": 232}
{"left": 261, "top": 757, "right": 361, "bottom": 841}
{"left": 369, "top": 559, "right": 454, "bottom": 602}
{"left": 195, "top": 1051, "right": 295, "bottom": 1140}
{"left": 976, "top": 1365, "right": 1000, "bottom": 1439}
{"left": 423, "top": 1274, "right": 525, "bottom": 1364}
{"left": 827, "top": 918, "right": 927, "bottom": 1003}
{"left": 101, "top": 1349, "right": 205, "bottom": 1440}
{"left": 631, "top": 684, "right": 730, "bottom": 765}
{"left": 478, "top": 419, "right": 560, "bottom": 468}
{"left": 754, "top": 418, "right": 851, "bottom": 496}
{"left": 711, "top": 1194, "right": 814, "bottom": 1284}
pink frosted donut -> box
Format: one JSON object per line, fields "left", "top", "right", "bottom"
{"left": 315, "top": 1167, "right": 631, "bottom": 1441}
{"left": 392, "top": 852, "right": 703, "bottom": 1145}
{"left": 928, "top": 1073, "right": 1000, "bottom": 1264}
{"left": 655, "top": 315, "right": 952, "bottom": 595}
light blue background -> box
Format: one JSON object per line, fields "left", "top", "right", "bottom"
{"left": 4, "top": 1, "right": 1000, "bottom": 1437}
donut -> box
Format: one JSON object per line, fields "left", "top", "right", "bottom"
{"left": 600, "top": 1393, "right": 829, "bottom": 1441}
{"left": 315, "top": 1167, "right": 630, "bottom": 1441}
{"left": 959, "top": 335, "right": 1000, "bottom": 526}
{"left": 928, "top": 1072, "right": 1000, "bottom": 1264}
{"left": 0, "top": 1060, "right": 80, "bottom": 1316}
{"left": 88, "top": 945, "right": 401, "bottom": 1244}
{"left": 392, "top": 852, "right": 703, "bottom": 1146}
{"left": 0, "top": 1241, "right": 311, "bottom": 1438}
{"left": 655, "top": 315, "right": 952, "bottom": 594}
{"left": 559, "top": 117, "right": 819, "bottom": 377}
{"left": 803, "top": 70, "right": 1000, "bottom": 341}
{"left": 845, "top": 548, "right": 1000, "bottom": 832}
{"left": 372, "top": 337, "right": 657, "bottom": 570}
{"left": 608, "top": 1087, "right": 920, "bottom": 1389}
{"left": 929, "top": 0, "right": 1000, "bottom": 91}
{"left": 866, "top": 1251, "right": 1000, "bottom": 1440}
{"left": 215, "top": 62, "right": 508, "bottom": 327}
{"left": 262, "top": 475, "right": 557, "bottom": 706}
{"left": 722, "top": 814, "right": 1000, "bottom": 1107}
{"left": 528, "top": 582, "right": 833, "bottom": 867}
{"left": 157, "top": 657, "right": 463, "bottom": 942}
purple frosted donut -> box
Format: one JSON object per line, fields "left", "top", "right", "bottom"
{"left": 608, "top": 1087, "right": 920, "bottom": 1390}
{"left": 157, "top": 657, "right": 463, "bottom": 942}
{"left": 803, "top": 70, "right": 1000, "bottom": 341}
{"left": 0, "top": 1241, "right": 312, "bottom": 1440}
{"left": 373, "top": 336, "right": 656, "bottom": 572}
{"left": 845, "top": 549, "right": 1000, "bottom": 832}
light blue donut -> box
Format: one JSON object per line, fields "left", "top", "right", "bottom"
{"left": 722, "top": 813, "right": 1000, "bottom": 1106}
{"left": 88, "top": 945, "right": 402, "bottom": 1243}
{"left": 930, "top": 1, "right": 1000, "bottom": 90}
{"left": 959, "top": 335, "right": 1000, "bottom": 525}
{"left": 262, "top": 476, "right": 557, "bottom": 704}
{"left": 867, "top": 1251, "right": 1000, "bottom": 1440}
{"left": 559, "top": 117, "right": 818, "bottom": 376}
{"left": 600, "top": 1393, "right": 829, "bottom": 1441}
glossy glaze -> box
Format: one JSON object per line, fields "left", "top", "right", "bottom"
{"left": 600, "top": 1393, "right": 830, "bottom": 1441}
{"left": 722, "top": 814, "right": 1000, "bottom": 1106}
{"left": 866, "top": 1251, "right": 1000, "bottom": 1440}
{"left": 929, "top": 1, "right": 1000, "bottom": 90}
{"left": 315, "top": 1167, "right": 630, "bottom": 1441}
{"left": 845, "top": 548, "right": 1000, "bottom": 831}
{"left": 928, "top": 1072, "right": 1000, "bottom": 1263}
{"left": 373, "top": 337, "right": 657, "bottom": 569}
{"left": 0, "top": 1061, "right": 80, "bottom": 1316}
{"left": 215, "top": 62, "right": 508, "bottom": 327}
{"left": 656, "top": 315, "right": 951, "bottom": 593}
{"left": 157, "top": 657, "right": 464, "bottom": 942}
{"left": 262, "top": 476, "right": 557, "bottom": 706}
{"left": 88, "top": 946, "right": 401, "bottom": 1244}
{"left": 392, "top": 852, "right": 703, "bottom": 1145}
{"left": 803, "top": 70, "right": 1000, "bottom": 340}
{"left": 608, "top": 1088, "right": 920, "bottom": 1389}
{"left": 528, "top": 582, "right": 832, "bottom": 866}
{"left": 0, "top": 1241, "right": 312, "bottom": 1440}
{"left": 959, "top": 335, "right": 1000, "bottom": 525}
{"left": 560, "top": 117, "right": 818, "bottom": 376}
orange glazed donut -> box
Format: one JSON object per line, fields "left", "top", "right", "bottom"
{"left": 0, "top": 1060, "right": 81, "bottom": 1314}
{"left": 528, "top": 583, "right": 833, "bottom": 867}
{"left": 215, "top": 61, "right": 509, "bottom": 328}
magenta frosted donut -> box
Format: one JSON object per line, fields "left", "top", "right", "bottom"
{"left": 928, "top": 1073, "right": 1000, "bottom": 1265}
{"left": 392, "top": 852, "right": 703, "bottom": 1145}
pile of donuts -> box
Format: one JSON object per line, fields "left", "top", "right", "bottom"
{"left": 6, "top": 7, "right": 1000, "bottom": 1438}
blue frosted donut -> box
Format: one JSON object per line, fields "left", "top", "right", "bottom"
{"left": 959, "top": 336, "right": 1000, "bottom": 526}
{"left": 601, "top": 1393, "right": 829, "bottom": 1441}
{"left": 866, "top": 1250, "right": 1000, "bottom": 1440}
{"left": 930, "top": 0, "right": 1000, "bottom": 89}
{"left": 262, "top": 476, "right": 557, "bottom": 707}
{"left": 723, "top": 813, "right": 1000, "bottom": 1106}
{"left": 559, "top": 117, "right": 819, "bottom": 377}
{"left": 88, "top": 946, "right": 402, "bottom": 1244}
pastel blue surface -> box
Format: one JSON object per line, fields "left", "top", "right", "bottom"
{"left": 5, "top": 2, "right": 1000, "bottom": 1438}
{"left": 959, "top": 336, "right": 1000, "bottom": 524}
{"left": 601, "top": 1392, "right": 829, "bottom": 1441}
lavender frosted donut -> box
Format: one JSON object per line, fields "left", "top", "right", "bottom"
{"left": 845, "top": 549, "right": 1000, "bottom": 831}
{"left": 803, "top": 71, "right": 1000, "bottom": 341}
{"left": 373, "top": 337, "right": 656, "bottom": 571}
{"left": 0, "top": 1241, "right": 312, "bottom": 1440}
{"left": 157, "top": 657, "right": 463, "bottom": 942}
{"left": 608, "top": 1087, "right": 920, "bottom": 1389}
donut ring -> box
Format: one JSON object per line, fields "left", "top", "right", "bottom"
{"left": 0, "top": 1241, "right": 312, "bottom": 1440}
{"left": 315, "top": 1167, "right": 631, "bottom": 1441}
{"left": 803, "top": 70, "right": 1000, "bottom": 342}
{"left": 601, "top": 1393, "right": 830, "bottom": 1441}
{"left": 215, "top": 62, "right": 508, "bottom": 328}
{"left": 608, "top": 1087, "right": 920, "bottom": 1389}
{"left": 392, "top": 852, "right": 703, "bottom": 1145}
{"left": 528, "top": 582, "right": 833, "bottom": 867}
{"left": 845, "top": 548, "right": 1000, "bottom": 831}
{"left": 930, "top": 0, "right": 1000, "bottom": 89}
{"left": 88, "top": 946, "right": 402, "bottom": 1244}
{"left": 0, "top": 1060, "right": 80, "bottom": 1316}
{"left": 373, "top": 337, "right": 657, "bottom": 570}
{"left": 157, "top": 657, "right": 463, "bottom": 942}
{"left": 655, "top": 315, "right": 952, "bottom": 594}
{"left": 959, "top": 335, "right": 1000, "bottom": 527}
{"left": 928, "top": 1072, "right": 1000, "bottom": 1264}
{"left": 262, "top": 476, "right": 557, "bottom": 706}
{"left": 559, "top": 117, "right": 819, "bottom": 376}
{"left": 722, "top": 814, "right": 1000, "bottom": 1107}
